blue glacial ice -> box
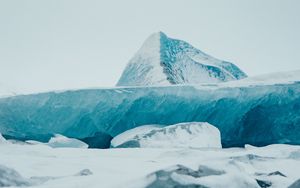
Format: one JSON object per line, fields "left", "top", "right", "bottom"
{"left": 0, "top": 72, "right": 299, "bottom": 147}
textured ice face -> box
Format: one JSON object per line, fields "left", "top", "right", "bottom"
{"left": 0, "top": 71, "right": 299, "bottom": 148}
{"left": 111, "top": 122, "right": 222, "bottom": 149}
{"left": 117, "top": 32, "right": 247, "bottom": 86}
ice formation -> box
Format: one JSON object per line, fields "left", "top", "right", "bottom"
{"left": 117, "top": 32, "right": 247, "bottom": 86}
{"left": 111, "top": 122, "right": 221, "bottom": 148}
{"left": 110, "top": 125, "right": 162, "bottom": 147}
{"left": 47, "top": 134, "right": 88, "bottom": 148}
{"left": 0, "top": 165, "right": 30, "bottom": 187}
{"left": 0, "top": 133, "right": 8, "bottom": 144}
{"left": 1, "top": 142, "right": 300, "bottom": 188}
{"left": 0, "top": 70, "right": 299, "bottom": 147}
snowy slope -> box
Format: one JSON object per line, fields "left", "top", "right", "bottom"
{"left": 111, "top": 122, "right": 221, "bottom": 149}
{"left": 117, "top": 32, "right": 247, "bottom": 86}
{"left": 0, "top": 142, "right": 300, "bottom": 188}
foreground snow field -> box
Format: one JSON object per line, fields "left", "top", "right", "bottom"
{"left": 0, "top": 142, "right": 300, "bottom": 188}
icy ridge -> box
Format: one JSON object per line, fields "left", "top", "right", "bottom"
{"left": 117, "top": 32, "right": 247, "bottom": 86}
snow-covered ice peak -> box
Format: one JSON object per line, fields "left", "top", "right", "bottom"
{"left": 117, "top": 31, "right": 247, "bottom": 86}
{"left": 137, "top": 31, "right": 164, "bottom": 58}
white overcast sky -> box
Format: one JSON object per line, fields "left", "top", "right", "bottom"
{"left": 0, "top": 0, "right": 300, "bottom": 94}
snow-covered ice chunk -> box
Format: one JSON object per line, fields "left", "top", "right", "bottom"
{"left": 47, "top": 134, "right": 88, "bottom": 148}
{"left": 0, "top": 133, "right": 8, "bottom": 144}
{"left": 111, "top": 122, "right": 222, "bottom": 148}
{"left": 26, "top": 140, "right": 44, "bottom": 145}
{"left": 110, "top": 125, "right": 162, "bottom": 147}
{"left": 288, "top": 179, "right": 300, "bottom": 188}
{"left": 145, "top": 164, "right": 224, "bottom": 188}
{"left": 74, "top": 169, "right": 93, "bottom": 176}
{"left": 0, "top": 163, "right": 92, "bottom": 187}
{"left": 0, "top": 165, "right": 30, "bottom": 187}
{"left": 144, "top": 164, "right": 259, "bottom": 188}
